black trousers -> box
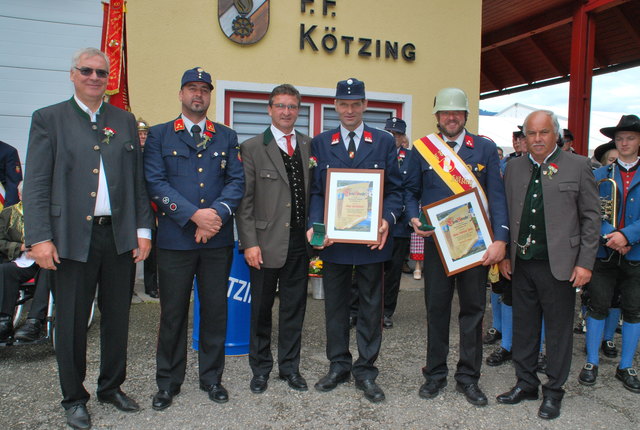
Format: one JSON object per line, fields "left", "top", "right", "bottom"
{"left": 144, "top": 232, "right": 158, "bottom": 294}
{"left": 512, "top": 258, "right": 576, "bottom": 400}
{"left": 27, "top": 268, "right": 51, "bottom": 320}
{"left": 588, "top": 253, "right": 640, "bottom": 323}
{"left": 248, "top": 229, "right": 308, "bottom": 377}
{"left": 0, "top": 262, "right": 39, "bottom": 316}
{"left": 423, "top": 239, "right": 487, "bottom": 385}
{"left": 53, "top": 224, "right": 134, "bottom": 409}
{"left": 383, "top": 236, "right": 409, "bottom": 317}
{"left": 324, "top": 261, "right": 383, "bottom": 380}
{"left": 155, "top": 246, "right": 233, "bottom": 392}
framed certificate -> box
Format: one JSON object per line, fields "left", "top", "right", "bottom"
{"left": 324, "top": 168, "right": 384, "bottom": 244}
{"left": 422, "top": 188, "right": 493, "bottom": 276}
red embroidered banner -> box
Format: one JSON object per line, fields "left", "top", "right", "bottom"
{"left": 101, "top": 1, "right": 129, "bottom": 110}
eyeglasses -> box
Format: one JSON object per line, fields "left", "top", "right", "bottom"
{"left": 272, "top": 103, "right": 299, "bottom": 111}
{"left": 74, "top": 67, "right": 109, "bottom": 79}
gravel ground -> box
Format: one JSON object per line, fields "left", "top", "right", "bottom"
{"left": 1, "top": 273, "right": 638, "bottom": 429}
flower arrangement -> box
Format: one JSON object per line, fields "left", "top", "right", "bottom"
{"left": 309, "top": 156, "right": 318, "bottom": 168}
{"left": 544, "top": 162, "right": 559, "bottom": 178}
{"left": 309, "top": 256, "right": 323, "bottom": 277}
{"left": 198, "top": 131, "right": 213, "bottom": 149}
{"left": 102, "top": 127, "right": 116, "bottom": 144}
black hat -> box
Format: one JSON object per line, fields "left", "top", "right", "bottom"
{"left": 181, "top": 67, "right": 213, "bottom": 90}
{"left": 335, "top": 78, "right": 365, "bottom": 100}
{"left": 512, "top": 130, "right": 524, "bottom": 138}
{"left": 593, "top": 140, "right": 616, "bottom": 164}
{"left": 385, "top": 117, "right": 406, "bottom": 134}
{"left": 600, "top": 114, "right": 640, "bottom": 139}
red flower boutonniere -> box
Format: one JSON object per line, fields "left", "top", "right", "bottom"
{"left": 102, "top": 127, "right": 116, "bottom": 144}
{"left": 198, "top": 131, "right": 213, "bottom": 149}
{"left": 398, "top": 150, "right": 406, "bottom": 160}
{"left": 309, "top": 156, "right": 318, "bottom": 168}
{"left": 545, "top": 163, "right": 559, "bottom": 178}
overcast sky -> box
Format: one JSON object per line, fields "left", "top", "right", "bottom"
{"left": 479, "top": 66, "right": 640, "bottom": 116}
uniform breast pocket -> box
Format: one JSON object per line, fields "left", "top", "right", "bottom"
{"left": 558, "top": 181, "right": 578, "bottom": 193}
{"left": 259, "top": 169, "right": 278, "bottom": 181}
{"left": 211, "top": 152, "right": 228, "bottom": 175}
{"left": 162, "top": 147, "right": 189, "bottom": 176}
{"left": 364, "top": 161, "right": 385, "bottom": 170}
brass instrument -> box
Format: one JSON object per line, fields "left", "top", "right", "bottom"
{"left": 597, "top": 164, "right": 618, "bottom": 229}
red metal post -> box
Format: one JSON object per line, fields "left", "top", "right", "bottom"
{"left": 568, "top": 4, "right": 596, "bottom": 156}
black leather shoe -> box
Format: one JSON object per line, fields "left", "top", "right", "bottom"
{"left": 536, "top": 353, "right": 548, "bottom": 374}
{"left": 418, "top": 378, "right": 447, "bottom": 399}
{"left": 355, "top": 379, "right": 385, "bottom": 403}
{"left": 602, "top": 340, "right": 618, "bottom": 358}
{"left": 486, "top": 347, "right": 512, "bottom": 366}
{"left": 483, "top": 328, "right": 501, "bottom": 345}
{"left": 0, "top": 316, "right": 13, "bottom": 342}
{"left": 578, "top": 363, "right": 598, "bottom": 386}
{"left": 314, "top": 371, "right": 350, "bottom": 392}
{"left": 14, "top": 318, "right": 42, "bottom": 342}
{"left": 402, "top": 261, "right": 412, "bottom": 274}
{"left": 200, "top": 383, "right": 229, "bottom": 403}
{"left": 456, "top": 382, "right": 488, "bottom": 406}
{"left": 250, "top": 375, "right": 269, "bottom": 394}
{"left": 66, "top": 404, "right": 91, "bottom": 429}
{"left": 382, "top": 315, "right": 393, "bottom": 329}
{"left": 279, "top": 372, "right": 308, "bottom": 391}
{"left": 97, "top": 389, "right": 139, "bottom": 412}
{"left": 538, "top": 396, "right": 561, "bottom": 420}
{"left": 147, "top": 289, "right": 159, "bottom": 299}
{"left": 152, "top": 389, "right": 179, "bottom": 411}
{"left": 616, "top": 367, "right": 640, "bottom": 393}
{"left": 349, "top": 315, "right": 357, "bottom": 329}
{"left": 496, "top": 386, "right": 538, "bottom": 404}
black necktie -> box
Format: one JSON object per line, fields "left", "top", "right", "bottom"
{"left": 348, "top": 131, "right": 356, "bottom": 159}
{"left": 191, "top": 124, "right": 202, "bottom": 145}
{"left": 446, "top": 140, "right": 456, "bottom": 149}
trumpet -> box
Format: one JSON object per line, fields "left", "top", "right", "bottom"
{"left": 597, "top": 164, "right": 618, "bottom": 229}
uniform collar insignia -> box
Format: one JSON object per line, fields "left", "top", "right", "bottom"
{"left": 331, "top": 132, "right": 340, "bottom": 145}
{"left": 174, "top": 118, "right": 185, "bottom": 132}
{"left": 464, "top": 134, "right": 474, "bottom": 148}
{"left": 363, "top": 131, "right": 373, "bottom": 143}
{"left": 205, "top": 120, "right": 216, "bottom": 133}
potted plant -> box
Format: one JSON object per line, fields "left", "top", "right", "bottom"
{"left": 308, "top": 256, "right": 324, "bottom": 299}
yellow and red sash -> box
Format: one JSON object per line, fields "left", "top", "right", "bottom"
{"left": 413, "top": 133, "right": 489, "bottom": 214}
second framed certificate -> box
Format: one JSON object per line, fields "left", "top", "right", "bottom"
{"left": 324, "top": 168, "right": 384, "bottom": 245}
{"left": 422, "top": 188, "right": 493, "bottom": 276}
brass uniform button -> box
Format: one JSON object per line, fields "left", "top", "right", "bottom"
{"left": 90, "top": 192, "right": 97, "bottom": 197}
{"left": 86, "top": 215, "right": 92, "bottom": 221}
{"left": 198, "top": 167, "right": 203, "bottom": 172}
{"left": 93, "top": 145, "right": 100, "bottom": 151}
{"left": 92, "top": 168, "right": 99, "bottom": 174}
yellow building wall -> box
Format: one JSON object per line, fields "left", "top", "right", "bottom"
{"left": 127, "top": 0, "right": 482, "bottom": 140}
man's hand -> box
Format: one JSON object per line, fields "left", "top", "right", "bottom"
{"left": 410, "top": 217, "right": 435, "bottom": 238}
{"left": 244, "top": 246, "right": 263, "bottom": 269}
{"left": 30, "top": 241, "right": 60, "bottom": 270}
{"left": 191, "top": 208, "right": 222, "bottom": 233}
{"left": 370, "top": 219, "right": 390, "bottom": 250}
{"left": 499, "top": 259, "right": 512, "bottom": 280}
{"left": 570, "top": 266, "right": 592, "bottom": 289}
{"left": 195, "top": 227, "right": 215, "bottom": 244}
{"left": 306, "top": 227, "right": 333, "bottom": 250}
{"left": 132, "top": 237, "right": 152, "bottom": 263}
{"left": 481, "top": 240, "right": 507, "bottom": 266}
{"left": 605, "top": 231, "right": 628, "bottom": 253}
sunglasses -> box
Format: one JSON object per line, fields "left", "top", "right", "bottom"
{"left": 74, "top": 66, "right": 109, "bottom": 79}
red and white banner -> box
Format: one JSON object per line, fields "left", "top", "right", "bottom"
{"left": 101, "top": 1, "right": 130, "bottom": 110}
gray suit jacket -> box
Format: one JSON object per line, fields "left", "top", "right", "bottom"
{"left": 23, "top": 98, "right": 153, "bottom": 262}
{"left": 504, "top": 149, "right": 600, "bottom": 280}
{"left": 236, "top": 127, "right": 311, "bottom": 268}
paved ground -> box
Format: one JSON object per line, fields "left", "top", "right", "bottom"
{"left": 1, "top": 273, "right": 639, "bottom": 429}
